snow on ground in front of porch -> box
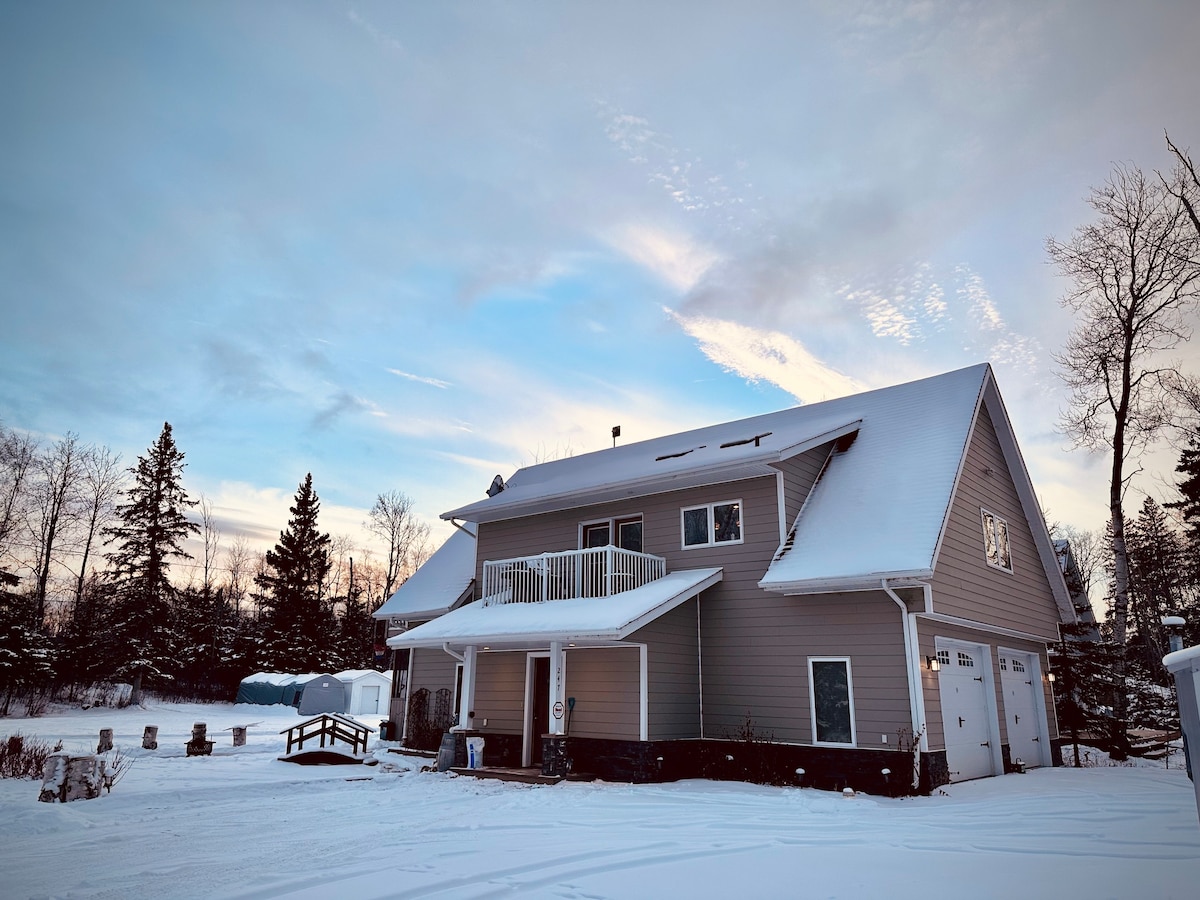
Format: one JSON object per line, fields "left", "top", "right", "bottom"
{"left": 2, "top": 701, "right": 1198, "bottom": 899}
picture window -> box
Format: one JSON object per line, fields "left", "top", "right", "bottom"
{"left": 809, "top": 657, "right": 856, "bottom": 746}
{"left": 681, "top": 501, "right": 743, "bottom": 549}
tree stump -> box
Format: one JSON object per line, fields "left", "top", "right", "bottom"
{"left": 38, "top": 753, "right": 104, "bottom": 802}
{"left": 231, "top": 726, "right": 247, "bottom": 747}
{"left": 96, "top": 728, "right": 113, "bottom": 753}
{"left": 142, "top": 725, "right": 159, "bottom": 750}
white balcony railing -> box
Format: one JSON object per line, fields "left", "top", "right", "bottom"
{"left": 481, "top": 546, "right": 667, "bottom": 607}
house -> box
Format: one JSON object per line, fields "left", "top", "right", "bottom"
{"left": 383, "top": 364, "right": 1076, "bottom": 792}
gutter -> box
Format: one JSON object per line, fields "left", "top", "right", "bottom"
{"left": 882, "top": 579, "right": 930, "bottom": 791}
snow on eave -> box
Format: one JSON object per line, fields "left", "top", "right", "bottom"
{"left": 387, "top": 568, "right": 722, "bottom": 649}
{"left": 759, "top": 569, "right": 934, "bottom": 596}
{"left": 373, "top": 525, "right": 476, "bottom": 621}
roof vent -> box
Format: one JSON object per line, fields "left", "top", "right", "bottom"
{"left": 720, "top": 431, "right": 773, "bottom": 449}
{"left": 656, "top": 445, "right": 706, "bottom": 462}
{"left": 486, "top": 475, "right": 506, "bottom": 497}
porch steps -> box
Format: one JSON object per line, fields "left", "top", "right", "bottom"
{"left": 449, "top": 766, "right": 563, "bottom": 785}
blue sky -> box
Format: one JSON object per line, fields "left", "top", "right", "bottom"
{"left": 3, "top": 1, "right": 1199, "bottom": 553}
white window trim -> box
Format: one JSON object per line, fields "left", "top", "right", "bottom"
{"left": 680, "top": 499, "right": 744, "bottom": 550}
{"left": 980, "top": 507, "right": 1014, "bottom": 574}
{"left": 808, "top": 656, "right": 857, "bottom": 748}
{"left": 579, "top": 514, "right": 644, "bottom": 550}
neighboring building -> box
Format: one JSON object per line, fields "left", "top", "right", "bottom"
{"left": 383, "top": 364, "right": 1077, "bottom": 792}
{"left": 1054, "top": 539, "right": 1101, "bottom": 641}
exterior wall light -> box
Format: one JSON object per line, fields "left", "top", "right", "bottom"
{"left": 926, "top": 656, "right": 941, "bottom": 672}
{"left": 1046, "top": 671, "right": 1056, "bottom": 683}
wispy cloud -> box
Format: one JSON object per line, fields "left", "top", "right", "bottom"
{"left": 387, "top": 368, "right": 453, "bottom": 389}
{"left": 603, "top": 224, "right": 719, "bottom": 292}
{"left": 666, "top": 308, "right": 863, "bottom": 403}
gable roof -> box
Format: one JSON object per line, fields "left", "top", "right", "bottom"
{"left": 372, "top": 525, "right": 476, "bottom": 622}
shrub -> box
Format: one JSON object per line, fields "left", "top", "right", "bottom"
{"left": 0, "top": 733, "right": 63, "bottom": 779}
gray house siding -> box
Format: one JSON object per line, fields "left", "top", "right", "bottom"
{"left": 931, "top": 405, "right": 1061, "bottom": 640}
{"left": 701, "top": 591, "right": 911, "bottom": 748}
{"left": 565, "top": 648, "right": 641, "bottom": 740}
{"left": 474, "top": 651, "right": 526, "bottom": 735}
{"left": 631, "top": 597, "right": 702, "bottom": 740}
{"left": 772, "top": 443, "right": 833, "bottom": 535}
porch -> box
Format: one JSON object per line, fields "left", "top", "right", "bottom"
{"left": 481, "top": 545, "right": 667, "bottom": 606}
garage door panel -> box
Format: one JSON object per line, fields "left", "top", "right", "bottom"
{"left": 1000, "top": 652, "right": 1041, "bottom": 768}
{"left": 936, "top": 642, "right": 995, "bottom": 782}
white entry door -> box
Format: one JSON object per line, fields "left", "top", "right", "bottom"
{"left": 937, "top": 642, "right": 995, "bottom": 782}
{"left": 362, "top": 685, "right": 381, "bottom": 715}
{"left": 1000, "top": 652, "right": 1041, "bottom": 768}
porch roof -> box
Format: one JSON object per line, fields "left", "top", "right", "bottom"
{"left": 373, "top": 525, "right": 476, "bottom": 622}
{"left": 386, "top": 567, "right": 722, "bottom": 649}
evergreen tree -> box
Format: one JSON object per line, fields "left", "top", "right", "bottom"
{"left": 1125, "top": 496, "right": 1186, "bottom": 683}
{"left": 256, "top": 474, "right": 334, "bottom": 671}
{"left": 103, "top": 422, "right": 198, "bottom": 704}
{"left": 0, "top": 579, "right": 55, "bottom": 715}
{"left": 1167, "top": 431, "right": 1200, "bottom": 586}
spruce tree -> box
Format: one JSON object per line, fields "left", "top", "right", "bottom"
{"left": 256, "top": 474, "right": 333, "bottom": 672}
{"left": 1126, "top": 496, "right": 1185, "bottom": 683}
{"left": 1167, "top": 432, "right": 1200, "bottom": 586}
{"left": 104, "top": 422, "right": 198, "bottom": 704}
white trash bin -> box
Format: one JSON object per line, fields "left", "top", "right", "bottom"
{"left": 466, "top": 737, "right": 486, "bottom": 769}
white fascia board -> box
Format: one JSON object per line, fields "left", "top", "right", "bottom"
{"left": 758, "top": 570, "right": 934, "bottom": 595}
{"left": 773, "top": 419, "right": 863, "bottom": 462}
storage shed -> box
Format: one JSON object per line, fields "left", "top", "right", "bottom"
{"left": 296, "top": 673, "right": 346, "bottom": 715}
{"left": 335, "top": 669, "right": 392, "bottom": 717}
{"left": 236, "top": 672, "right": 302, "bottom": 707}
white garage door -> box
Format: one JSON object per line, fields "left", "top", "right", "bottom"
{"left": 937, "top": 643, "right": 995, "bottom": 782}
{"left": 1000, "top": 652, "right": 1041, "bottom": 768}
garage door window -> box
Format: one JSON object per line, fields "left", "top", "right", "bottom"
{"left": 809, "top": 657, "right": 856, "bottom": 747}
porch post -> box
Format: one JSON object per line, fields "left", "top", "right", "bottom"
{"left": 458, "top": 645, "right": 478, "bottom": 731}
{"left": 548, "top": 641, "right": 566, "bottom": 735}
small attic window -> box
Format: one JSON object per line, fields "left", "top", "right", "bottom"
{"left": 656, "top": 445, "right": 706, "bottom": 461}
{"left": 981, "top": 508, "right": 1013, "bottom": 573}
{"left": 719, "top": 431, "right": 773, "bottom": 449}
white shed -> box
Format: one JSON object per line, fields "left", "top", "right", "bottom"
{"left": 334, "top": 669, "right": 392, "bottom": 717}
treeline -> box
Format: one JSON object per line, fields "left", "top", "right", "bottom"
{"left": 1054, "top": 435, "right": 1200, "bottom": 750}
{"left": 0, "top": 421, "right": 429, "bottom": 714}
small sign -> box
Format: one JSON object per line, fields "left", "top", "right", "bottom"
{"left": 552, "top": 701, "right": 565, "bottom": 719}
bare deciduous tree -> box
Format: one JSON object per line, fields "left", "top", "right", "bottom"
{"left": 365, "top": 490, "right": 431, "bottom": 599}
{"left": 224, "top": 534, "right": 253, "bottom": 615}
{"left": 0, "top": 425, "right": 39, "bottom": 577}
{"left": 31, "top": 433, "right": 86, "bottom": 629}
{"left": 1048, "top": 162, "right": 1200, "bottom": 756}
{"left": 197, "top": 495, "right": 221, "bottom": 599}
{"left": 1165, "top": 132, "right": 1200, "bottom": 239}
{"left": 73, "top": 445, "right": 123, "bottom": 612}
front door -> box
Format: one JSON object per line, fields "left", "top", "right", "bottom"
{"left": 529, "top": 655, "right": 550, "bottom": 765}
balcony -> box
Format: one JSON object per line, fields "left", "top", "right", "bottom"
{"left": 481, "top": 546, "right": 668, "bottom": 606}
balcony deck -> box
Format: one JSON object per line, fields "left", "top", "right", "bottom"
{"left": 481, "top": 546, "right": 667, "bottom": 606}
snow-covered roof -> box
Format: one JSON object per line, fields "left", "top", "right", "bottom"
{"left": 758, "top": 364, "right": 986, "bottom": 591}
{"left": 333, "top": 669, "right": 392, "bottom": 684}
{"left": 387, "top": 567, "right": 722, "bottom": 649}
{"left": 373, "top": 525, "right": 476, "bottom": 621}
{"left": 444, "top": 409, "right": 863, "bottom": 524}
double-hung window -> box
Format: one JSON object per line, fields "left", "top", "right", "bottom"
{"left": 681, "top": 500, "right": 742, "bottom": 549}
{"left": 580, "top": 516, "right": 643, "bottom": 552}
{"left": 981, "top": 508, "right": 1012, "bottom": 572}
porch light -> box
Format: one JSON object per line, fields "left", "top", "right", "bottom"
{"left": 1046, "top": 671, "right": 1056, "bottom": 683}
{"left": 926, "top": 655, "right": 941, "bottom": 672}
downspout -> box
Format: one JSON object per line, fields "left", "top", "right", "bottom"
{"left": 442, "top": 642, "right": 465, "bottom": 662}
{"left": 882, "top": 579, "right": 929, "bottom": 791}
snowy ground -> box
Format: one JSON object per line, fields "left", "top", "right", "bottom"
{"left": 2, "top": 702, "right": 1199, "bottom": 899}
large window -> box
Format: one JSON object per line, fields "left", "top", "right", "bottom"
{"left": 580, "top": 516, "right": 643, "bottom": 553}
{"left": 809, "top": 657, "right": 856, "bottom": 746}
{"left": 981, "top": 508, "right": 1013, "bottom": 572}
{"left": 681, "top": 500, "right": 742, "bottom": 549}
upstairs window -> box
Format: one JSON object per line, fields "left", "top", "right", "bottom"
{"left": 981, "top": 509, "right": 1012, "bottom": 572}
{"left": 682, "top": 500, "right": 742, "bottom": 549}
{"left": 581, "top": 516, "right": 643, "bottom": 553}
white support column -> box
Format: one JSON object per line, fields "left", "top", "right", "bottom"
{"left": 457, "top": 645, "right": 478, "bottom": 731}
{"left": 549, "top": 641, "right": 566, "bottom": 735}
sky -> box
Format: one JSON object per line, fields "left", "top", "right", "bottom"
{"left": 3, "top": 1, "right": 1200, "bottom": 560}
{"left": 2, "top": 700, "right": 1199, "bottom": 898}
